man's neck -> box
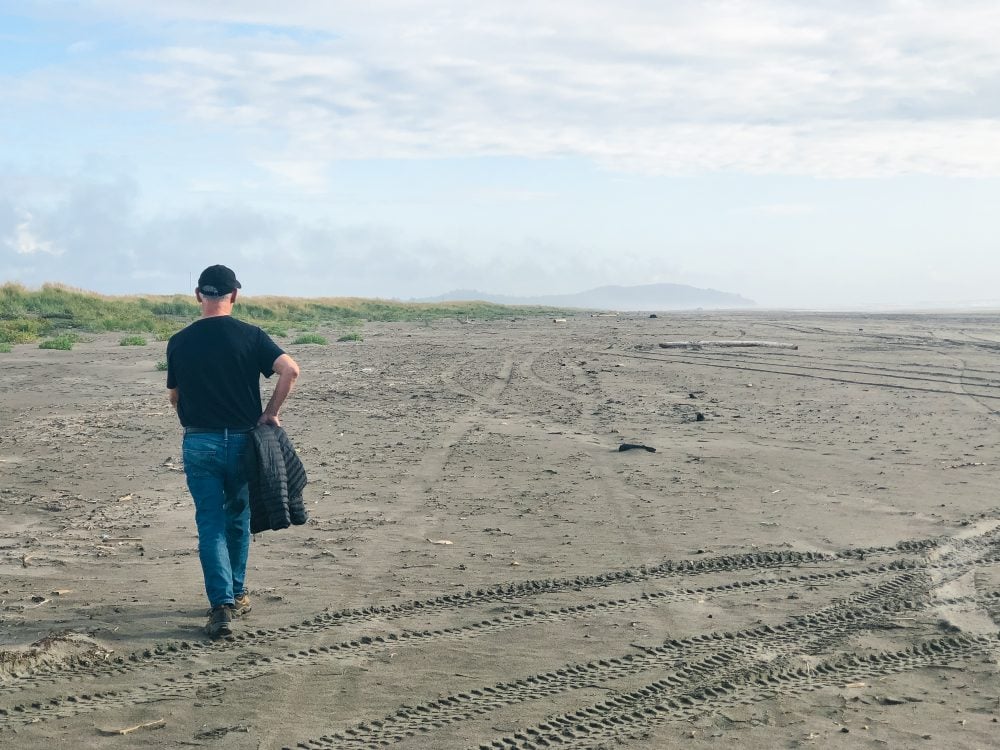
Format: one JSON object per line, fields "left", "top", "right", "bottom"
{"left": 197, "top": 290, "right": 236, "bottom": 318}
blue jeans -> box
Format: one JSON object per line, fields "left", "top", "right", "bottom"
{"left": 183, "top": 431, "right": 251, "bottom": 608}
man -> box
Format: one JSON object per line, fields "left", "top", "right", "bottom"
{"left": 166, "top": 264, "right": 300, "bottom": 638}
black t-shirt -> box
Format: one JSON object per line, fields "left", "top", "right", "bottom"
{"left": 166, "top": 316, "right": 285, "bottom": 428}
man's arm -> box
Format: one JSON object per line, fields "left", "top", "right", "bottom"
{"left": 168, "top": 387, "right": 179, "bottom": 410}
{"left": 259, "top": 353, "right": 300, "bottom": 427}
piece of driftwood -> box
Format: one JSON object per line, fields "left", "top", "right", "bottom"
{"left": 659, "top": 340, "right": 798, "bottom": 350}
{"left": 99, "top": 718, "right": 166, "bottom": 735}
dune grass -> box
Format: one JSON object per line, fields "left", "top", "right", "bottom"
{"left": 0, "top": 282, "right": 561, "bottom": 345}
{"left": 337, "top": 332, "right": 364, "bottom": 342}
{"left": 39, "top": 334, "right": 78, "bottom": 350}
{"left": 119, "top": 335, "right": 148, "bottom": 346}
{"left": 292, "top": 333, "right": 328, "bottom": 345}
{"left": 262, "top": 324, "right": 288, "bottom": 337}
{"left": 0, "top": 342, "right": 11, "bottom": 353}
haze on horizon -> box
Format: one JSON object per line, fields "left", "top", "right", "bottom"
{"left": 2, "top": 1, "right": 1000, "bottom": 310}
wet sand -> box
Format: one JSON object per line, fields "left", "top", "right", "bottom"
{"left": 1, "top": 311, "right": 998, "bottom": 748}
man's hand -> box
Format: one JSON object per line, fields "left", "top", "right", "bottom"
{"left": 258, "top": 412, "right": 281, "bottom": 427}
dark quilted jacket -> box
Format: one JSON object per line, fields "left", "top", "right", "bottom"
{"left": 248, "top": 425, "right": 308, "bottom": 534}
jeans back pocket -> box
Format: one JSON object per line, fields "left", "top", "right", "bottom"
{"left": 183, "top": 437, "right": 223, "bottom": 479}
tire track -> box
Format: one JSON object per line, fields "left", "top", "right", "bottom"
{"left": 397, "top": 351, "right": 517, "bottom": 548}
{"left": 288, "top": 572, "right": 925, "bottom": 748}
{"left": 751, "top": 321, "right": 993, "bottom": 353}
{"left": 291, "top": 584, "right": 999, "bottom": 749}
{"left": 482, "top": 634, "right": 996, "bottom": 749}
{"left": 7, "top": 554, "right": 997, "bottom": 731}
{"left": 439, "top": 352, "right": 516, "bottom": 408}
{"left": 523, "top": 353, "right": 592, "bottom": 404}
{"left": 0, "top": 563, "right": 915, "bottom": 726}
{"left": 477, "top": 529, "right": 1000, "bottom": 750}
{"left": 287, "top": 536, "right": 998, "bottom": 749}
{"left": 951, "top": 356, "right": 1000, "bottom": 418}
{"left": 654, "top": 346, "right": 1000, "bottom": 380}
{"left": 603, "top": 350, "right": 1000, "bottom": 401}
{"left": 661, "top": 349, "right": 1000, "bottom": 389}
{"left": 0, "top": 533, "right": 989, "bottom": 695}
{"left": 0, "top": 540, "right": 947, "bottom": 693}
{"left": 3, "top": 531, "right": 994, "bottom": 726}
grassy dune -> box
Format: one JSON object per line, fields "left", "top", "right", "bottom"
{"left": 0, "top": 283, "right": 563, "bottom": 344}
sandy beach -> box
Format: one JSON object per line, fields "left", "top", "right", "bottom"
{"left": 1, "top": 311, "right": 998, "bottom": 749}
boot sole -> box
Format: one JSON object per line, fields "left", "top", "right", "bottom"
{"left": 206, "top": 622, "right": 233, "bottom": 638}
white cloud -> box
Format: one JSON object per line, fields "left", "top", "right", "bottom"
{"left": 12, "top": 0, "right": 1000, "bottom": 178}
{"left": 0, "top": 169, "right": 623, "bottom": 297}
{"left": 7, "top": 211, "right": 61, "bottom": 256}
{"left": 254, "top": 158, "right": 330, "bottom": 192}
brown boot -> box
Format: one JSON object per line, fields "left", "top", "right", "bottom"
{"left": 205, "top": 604, "right": 233, "bottom": 638}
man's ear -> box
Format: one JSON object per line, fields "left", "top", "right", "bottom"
{"left": 195, "top": 289, "right": 203, "bottom": 303}
{"left": 230, "top": 290, "right": 239, "bottom": 304}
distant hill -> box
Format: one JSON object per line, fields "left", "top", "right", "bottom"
{"left": 417, "top": 283, "right": 754, "bottom": 311}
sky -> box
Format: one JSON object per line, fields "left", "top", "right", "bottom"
{"left": 2, "top": 1, "right": 999, "bottom": 308}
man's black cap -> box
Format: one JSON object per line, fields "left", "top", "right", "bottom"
{"left": 197, "top": 265, "right": 242, "bottom": 296}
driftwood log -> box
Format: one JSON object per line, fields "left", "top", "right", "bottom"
{"left": 659, "top": 340, "right": 798, "bottom": 350}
